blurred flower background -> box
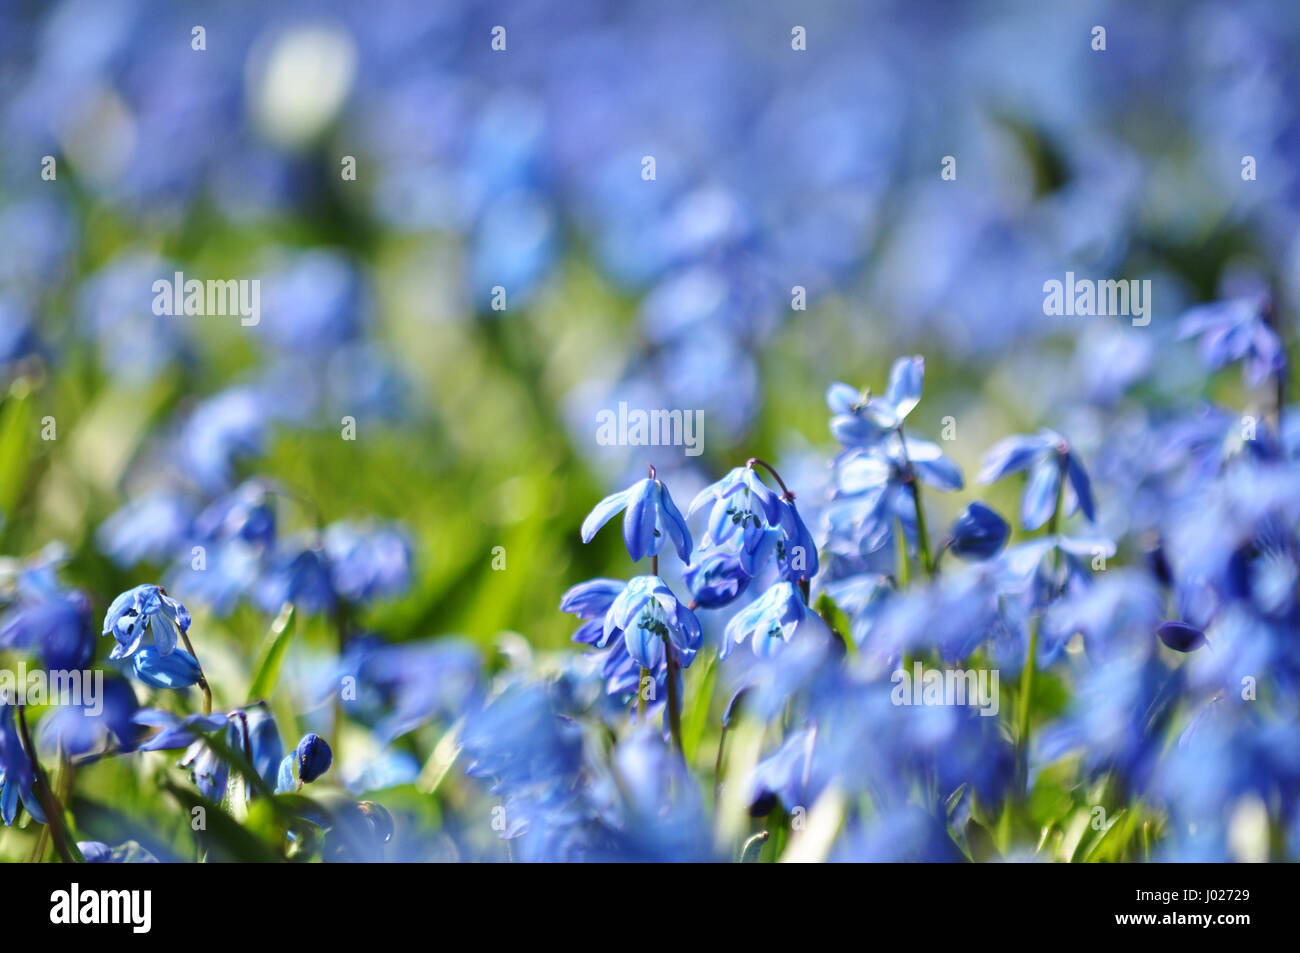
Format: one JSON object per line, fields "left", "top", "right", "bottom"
{"left": 1, "top": 0, "right": 1299, "bottom": 862}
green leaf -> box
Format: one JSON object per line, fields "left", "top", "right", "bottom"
{"left": 1083, "top": 808, "right": 1138, "bottom": 862}
{"left": 0, "top": 388, "right": 33, "bottom": 519}
{"left": 162, "top": 781, "right": 283, "bottom": 863}
{"left": 247, "top": 603, "right": 297, "bottom": 703}
{"left": 965, "top": 818, "right": 1002, "bottom": 862}
{"left": 681, "top": 654, "right": 716, "bottom": 762}
{"left": 813, "top": 591, "right": 854, "bottom": 655}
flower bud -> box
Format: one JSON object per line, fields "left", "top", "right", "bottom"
{"left": 295, "top": 732, "right": 333, "bottom": 783}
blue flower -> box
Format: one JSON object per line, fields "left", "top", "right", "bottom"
{"left": 136, "top": 705, "right": 282, "bottom": 803}
{"left": 581, "top": 474, "right": 692, "bottom": 564}
{"left": 179, "top": 388, "right": 269, "bottom": 493}
{"left": 826, "top": 382, "right": 884, "bottom": 448}
{"left": 256, "top": 544, "right": 336, "bottom": 614}
{"left": 603, "top": 576, "right": 702, "bottom": 670}
{"left": 863, "top": 355, "right": 925, "bottom": 429}
{"left": 96, "top": 490, "right": 196, "bottom": 568}
{"left": 560, "top": 577, "right": 626, "bottom": 645}
{"left": 689, "top": 464, "right": 820, "bottom": 581}
{"left": 132, "top": 646, "right": 203, "bottom": 689}
{"left": 682, "top": 550, "right": 750, "bottom": 608}
{"left": 1000, "top": 535, "right": 1116, "bottom": 609}
{"left": 722, "top": 581, "right": 829, "bottom": 659}
{"left": 0, "top": 587, "right": 93, "bottom": 670}
{"left": 947, "top": 502, "right": 1010, "bottom": 561}
{"left": 825, "top": 434, "right": 963, "bottom": 557}
{"left": 826, "top": 356, "right": 925, "bottom": 448}
{"left": 689, "top": 466, "right": 781, "bottom": 549}
{"left": 1178, "top": 295, "right": 1284, "bottom": 388}
{"left": 323, "top": 521, "right": 414, "bottom": 604}
{"left": 0, "top": 703, "right": 44, "bottom": 826}
{"left": 77, "top": 840, "right": 158, "bottom": 863}
{"left": 978, "top": 430, "right": 1094, "bottom": 531}
{"left": 100, "top": 585, "right": 192, "bottom": 661}
{"left": 39, "top": 677, "right": 141, "bottom": 757}
{"left": 276, "top": 731, "right": 332, "bottom": 792}
{"left": 180, "top": 719, "right": 242, "bottom": 802}
{"left": 748, "top": 728, "right": 816, "bottom": 816}
{"left": 773, "top": 496, "right": 820, "bottom": 583}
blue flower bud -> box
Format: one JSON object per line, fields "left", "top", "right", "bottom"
{"left": 948, "top": 502, "right": 1010, "bottom": 561}
{"left": 295, "top": 733, "right": 333, "bottom": 783}
{"left": 1157, "top": 621, "right": 1206, "bottom": 653}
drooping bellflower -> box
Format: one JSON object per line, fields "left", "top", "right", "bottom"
{"left": 978, "top": 429, "right": 1095, "bottom": 531}
{"left": 101, "top": 584, "right": 193, "bottom": 661}
{"left": 603, "top": 575, "right": 702, "bottom": 671}
{"left": 581, "top": 474, "right": 692, "bottom": 564}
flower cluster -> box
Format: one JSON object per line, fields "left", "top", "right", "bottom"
{"left": 1, "top": 0, "right": 1299, "bottom": 868}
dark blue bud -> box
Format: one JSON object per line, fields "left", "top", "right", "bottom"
{"left": 295, "top": 732, "right": 333, "bottom": 783}
{"left": 1157, "top": 621, "right": 1206, "bottom": 653}
{"left": 948, "top": 502, "right": 1010, "bottom": 561}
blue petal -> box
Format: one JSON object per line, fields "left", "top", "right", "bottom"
{"left": 977, "top": 434, "right": 1047, "bottom": 484}
{"left": 623, "top": 622, "right": 664, "bottom": 670}
{"left": 656, "top": 482, "right": 693, "bottom": 563}
{"left": 825, "top": 382, "right": 862, "bottom": 415}
{"left": 150, "top": 613, "right": 177, "bottom": 656}
{"left": 885, "top": 355, "right": 924, "bottom": 421}
{"left": 622, "top": 480, "right": 658, "bottom": 561}
{"left": 906, "top": 438, "right": 964, "bottom": 492}
{"left": 276, "top": 754, "right": 297, "bottom": 793}
{"left": 1021, "top": 461, "right": 1062, "bottom": 531}
{"left": 133, "top": 646, "right": 202, "bottom": 689}
{"left": 579, "top": 487, "right": 631, "bottom": 544}
{"left": 559, "top": 578, "right": 625, "bottom": 617}
{"left": 0, "top": 777, "right": 16, "bottom": 826}
{"left": 1065, "top": 453, "right": 1095, "bottom": 522}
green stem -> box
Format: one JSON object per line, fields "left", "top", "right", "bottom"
{"left": 664, "top": 641, "right": 684, "bottom": 754}
{"left": 1014, "top": 617, "right": 1040, "bottom": 795}
{"left": 1014, "top": 454, "right": 1068, "bottom": 796}
{"left": 15, "top": 706, "right": 82, "bottom": 863}
{"left": 740, "top": 830, "right": 770, "bottom": 863}
{"left": 176, "top": 624, "right": 212, "bottom": 716}
{"left": 713, "top": 723, "right": 729, "bottom": 799}
{"left": 896, "top": 426, "right": 933, "bottom": 577}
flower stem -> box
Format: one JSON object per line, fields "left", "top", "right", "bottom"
{"left": 664, "top": 641, "right": 684, "bottom": 755}
{"left": 176, "top": 627, "right": 212, "bottom": 716}
{"left": 740, "top": 830, "right": 770, "bottom": 862}
{"left": 1014, "top": 617, "right": 1040, "bottom": 795}
{"left": 713, "top": 722, "right": 729, "bottom": 799}
{"left": 896, "top": 426, "right": 934, "bottom": 577}
{"left": 15, "top": 705, "right": 82, "bottom": 863}
{"left": 746, "top": 458, "right": 795, "bottom": 500}
{"left": 1014, "top": 454, "right": 1068, "bottom": 796}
